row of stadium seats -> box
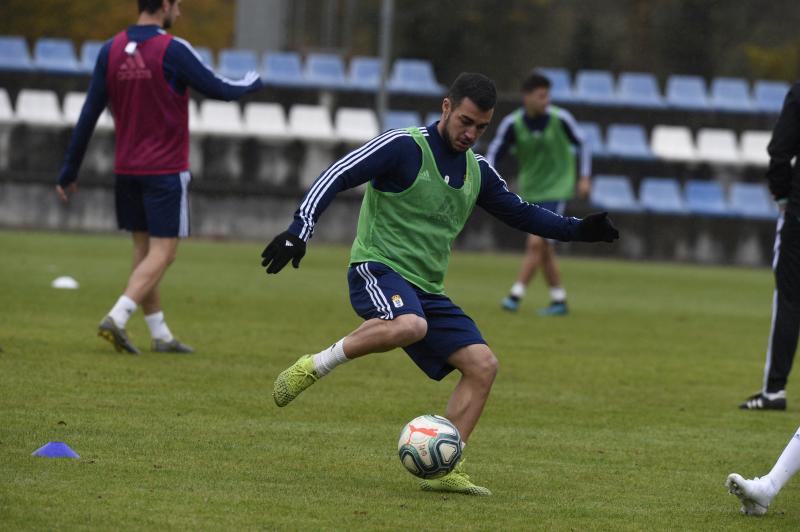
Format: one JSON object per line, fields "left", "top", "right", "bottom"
{"left": 580, "top": 122, "right": 770, "bottom": 166}
{"left": 591, "top": 175, "right": 778, "bottom": 219}
{"left": 0, "top": 88, "right": 430, "bottom": 143}
{"left": 0, "top": 88, "right": 772, "bottom": 164}
{"left": 0, "top": 36, "right": 444, "bottom": 95}
{"left": 540, "top": 68, "right": 789, "bottom": 114}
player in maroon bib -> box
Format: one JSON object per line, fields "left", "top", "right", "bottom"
{"left": 56, "top": 0, "right": 262, "bottom": 354}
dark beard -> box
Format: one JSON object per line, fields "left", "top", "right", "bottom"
{"left": 439, "top": 115, "right": 461, "bottom": 153}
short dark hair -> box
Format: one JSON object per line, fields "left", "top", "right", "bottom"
{"left": 447, "top": 72, "right": 497, "bottom": 111}
{"left": 521, "top": 70, "right": 552, "bottom": 93}
{"left": 138, "top": 0, "right": 175, "bottom": 14}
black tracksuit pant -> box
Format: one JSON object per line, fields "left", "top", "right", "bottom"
{"left": 764, "top": 211, "right": 800, "bottom": 393}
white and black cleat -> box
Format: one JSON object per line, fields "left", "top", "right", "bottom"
{"left": 739, "top": 391, "right": 786, "bottom": 410}
{"left": 726, "top": 473, "right": 774, "bottom": 516}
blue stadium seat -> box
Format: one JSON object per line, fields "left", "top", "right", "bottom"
{"left": 305, "top": 53, "right": 347, "bottom": 89}
{"left": 577, "top": 121, "right": 606, "bottom": 157}
{"left": 730, "top": 183, "right": 777, "bottom": 219}
{"left": 617, "top": 72, "right": 664, "bottom": 108}
{"left": 685, "top": 180, "right": 728, "bottom": 216}
{"left": 349, "top": 56, "right": 382, "bottom": 91}
{"left": 0, "top": 36, "right": 33, "bottom": 71}
{"left": 383, "top": 110, "right": 421, "bottom": 131}
{"left": 389, "top": 59, "right": 444, "bottom": 95}
{"left": 640, "top": 177, "right": 687, "bottom": 214}
{"left": 218, "top": 49, "right": 258, "bottom": 80}
{"left": 605, "top": 124, "right": 653, "bottom": 160}
{"left": 79, "top": 40, "right": 103, "bottom": 73}
{"left": 575, "top": 70, "right": 616, "bottom": 105}
{"left": 590, "top": 175, "right": 640, "bottom": 212}
{"left": 262, "top": 51, "right": 304, "bottom": 86}
{"left": 754, "top": 80, "right": 790, "bottom": 114}
{"left": 710, "top": 77, "right": 753, "bottom": 113}
{"left": 537, "top": 67, "right": 575, "bottom": 103}
{"left": 34, "top": 38, "right": 79, "bottom": 73}
{"left": 665, "top": 75, "right": 709, "bottom": 110}
{"left": 193, "top": 46, "right": 214, "bottom": 69}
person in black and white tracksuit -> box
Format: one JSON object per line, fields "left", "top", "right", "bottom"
{"left": 740, "top": 81, "right": 800, "bottom": 410}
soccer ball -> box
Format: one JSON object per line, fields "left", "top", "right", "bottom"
{"left": 397, "top": 414, "right": 462, "bottom": 479}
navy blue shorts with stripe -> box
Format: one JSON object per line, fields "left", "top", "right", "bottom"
{"left": 115, "top": 172, "right": 192, "bottom": 238}
{"left": 348, "top": 261, "right": 487, "bottom": 381}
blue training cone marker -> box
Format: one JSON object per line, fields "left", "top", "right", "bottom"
{"left": 32, "top": 441, "right": 80, "bottom": 459}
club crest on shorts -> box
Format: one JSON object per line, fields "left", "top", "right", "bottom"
{"left": 391, "top": 294, "right": 404, "bottom": 308}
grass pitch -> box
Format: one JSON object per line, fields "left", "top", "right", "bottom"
{"left": 1, "top": 229, "right": 798, "bottom": 530}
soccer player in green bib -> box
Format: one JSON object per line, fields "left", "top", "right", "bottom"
{"left": 487, "top": 70, "right": 592, "bottom": 316}
{"left": 261, "top": 73, "right": 617, "bottom": 496}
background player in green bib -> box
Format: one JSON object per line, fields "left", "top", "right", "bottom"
{"left": 261, "top": 73, "right": 618, "bottom": 496}
{"left": 487, "top": 71, "right": 592, "bottom": 316}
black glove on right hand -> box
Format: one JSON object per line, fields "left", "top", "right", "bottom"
{"left": 576, "top": 212, "right": 619, "bottom": 243}
{"left": 261, "top": 231, "right": 307, "bottom": 274}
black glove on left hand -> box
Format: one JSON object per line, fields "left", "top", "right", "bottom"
{"left": 261, "top": 231, "right": 307, "bottom": 274}
{"left": 576, "top": 212, "right": 619, "bottom": 243}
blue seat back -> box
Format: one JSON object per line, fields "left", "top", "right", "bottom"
{"left": 390, "top": 59, "right": 442, "bottom": 94}
{"left": 305, "top": 53, "right": 346, "bottom": 88}
{"left": 34, "top": 38, "right": 79, "bottom": 73}
{"left": 730, "top": 183, "right": 776, "bottom": 219}
{"left": 685, "top": 180, "right": 727, "bottom": 215}
{"left": 384, "top": 110, "right": 421, "bottom": 131}
{"left": 537, "top": 67, "right": 574, "bottom": 102}
{"left": 79, "top": 40, "right": 103, "bottom": 73}
{"left": 640, "top": 177, "right": 686, "bottom": 214}
{"left": 424, "top": 112, "right": 441, "bottom": 126}
{"left": 617, "top": 72, "right": 663, "bottom": 107}
{"left": 263, "top": 51, "right": 303, "bottom": 85}
{"left": 606, "top": 124, "right": 652, "bottom": 159}
{"left": 0, "top": 36, "right": 32, "bottom": 70}
{"left": 218, "top": 49, "right": 257, "bottom": 79}
{"left": 710, "top": 77, "right": 752, "bottom": 112}
{"left": 349, "top": 56, "right": 381, "bottom": 90}
{"left": 666, "top": 75, "right": 709, "bottom": 110}
{"left": 754, "top": 80, "right": 790, "bottom": 113}
{"left": 575, "top": 70, "right": 616, "bottom": 105}
{"left": 590, "top": 175, "right": 639, "bottom": 212}
{"left": 577, "top": 121, "right": 605, "bottom": 157}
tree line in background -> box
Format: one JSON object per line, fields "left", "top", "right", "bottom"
{"left": 2, "top": 0, "right": 799, "bottom": 89}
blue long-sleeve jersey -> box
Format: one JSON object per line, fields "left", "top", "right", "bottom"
{"left": 288, "top": 123, "right": 582, "bottom": 242}
{"left": 58, "top": 25, "right": 262, "bottom": 186}
{"left": 485, "top": 105, "right": 591, "bottom": 176}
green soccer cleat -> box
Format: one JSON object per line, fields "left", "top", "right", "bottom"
{"left": 272, "top": 354, "right": 320, "bottom": 407}
{"left": 419, "top": 459, "right": 491, "bottom": 496}
{"left": 152, "top": 338, "right": 195, "bottom": 354}
{"left": 97, "top": 316, "right": 140, "bottom": 355}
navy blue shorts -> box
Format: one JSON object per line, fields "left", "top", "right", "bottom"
{"left": 348, "top": 261, "right": 487, "bottom": 381}
{"left": 115, "top": 172, "right": 192, "bottom": 238}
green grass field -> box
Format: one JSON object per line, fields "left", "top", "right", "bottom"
{"left": 1, "top": 229, "right": 798, "bottom": 530}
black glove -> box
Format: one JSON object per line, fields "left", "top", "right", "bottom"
{"left": 261, "top": 231, "right": 306, "bottom": 274}
{"left": 576, "top": 212, "right": 619, "bottom": 243}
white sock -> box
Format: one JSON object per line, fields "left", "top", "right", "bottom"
{"left": 144, "top": 311, "right": 174, "bottom": 342}
{"left": 108, "top": 295, "right": 137, "bottom": 328}
{"left": 312, "top": 339, "right": 349, "bottom": 377}
{"left": 549, "top": 286, "right": 567, "bottom": 303}
{"left": 764, "top": 427, "right": 800, "bottom": 494}
{"left": 510, "top": 282, "right": 526, "bottom": 299}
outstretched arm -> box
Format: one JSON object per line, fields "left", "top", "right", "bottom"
{"left": 476, "top": 157, "right": 617, "bottom": 242}
{"left": 166, "top": 38, "right": 262, "bottom": 101}
{"left": 56, "top": 40, "right": 111, "bottom": 197}
{"left": 262, "top": 129, "right": 419, "bottom": 274}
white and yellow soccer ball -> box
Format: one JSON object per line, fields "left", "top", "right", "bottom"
{"left": 397, "top": 414, "right": 462, "bottom": 479}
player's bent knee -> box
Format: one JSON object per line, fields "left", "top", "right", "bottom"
{"left": 392, "top": 314, "right": 428, "bottom": 345}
